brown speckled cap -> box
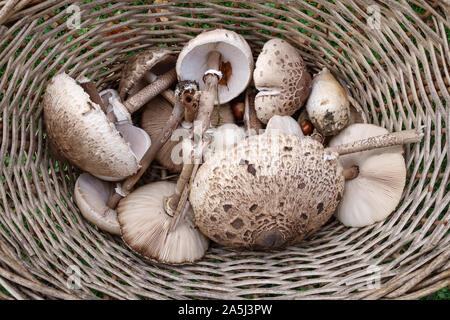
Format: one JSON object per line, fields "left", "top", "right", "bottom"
{"left": 253, "top": 39, "right": 312, "bottom": 124}
{"left": 190, "top": 133, "right": 345, "bottom": 250}
{"left": 43, "top": 73, "right": 142, "bottom": 180}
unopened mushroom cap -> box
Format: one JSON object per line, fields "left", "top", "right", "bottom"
{"left": 306, "top": 68, "right": 350, "bottom": 136}
{"left": 190, "top": 134, "right": 344, "bottom": 250}
{"left": 43, "top": 73, "right": 142, "bottom": 180}
{"left": 203, "top": 123, "right": 246, "bottom": 161}
{"left": 176, "top": 29, "right": 254, "bottom": 104}
{"left": 117, "top": 181, "right": 209, "bottom": 264}
{"left": 328, "top": 124, "right": 406, "bottom": 227}
{"left": 141, "top": 96, "right": 234, "bottom": 172}
{"left": 119, "top": 48, "right": 176, "bottom": 100}
{"left": 253, "top": 39, "right": 312, "bottom": 123}
{"left": 74, "top": 173, "right": 121, "bottom": 235}
{"left": 265, "top": 115, "right": 303, "bottom": 137}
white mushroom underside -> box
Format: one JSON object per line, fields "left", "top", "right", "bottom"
{"left": 329, "top": 124, "right": 406, "bottom": 227}
{"left": 74, "top": 173, "right": 121, "bottom": 235}
{"left": 117, "top": 182, "right": 209, "bottom": 264}
{"left": 177, "top": 42, "right": 252, "bottom": 104}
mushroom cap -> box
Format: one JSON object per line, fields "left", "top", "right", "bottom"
{"left": 43, "top": 73, "right": 142, "bottom": 180}
{"left": 328, "top": 124, "right": 406, "bottom": 227}
{"left": 141, "top": 96, "right": 234, "bottom": 172}
{"left": 306, "top": 68, "right": 350, "bottom": 136}
{"left": 190, "top": 134, "right": 345, "bottom": 250}
{"left": 117, "top": 181, "right": 209, "bottom": 264}
{"left": 119, "top": 48, "right": 176, "bottom": 100}
{"left": 74, "top": 173, "right": 121, "bottom": 235}
{"left": 265, "top": 115, "right": 303, "bottom": 137}
{"left": 203, "top": 123, "right": 246, "bottom": 161}
{"left": 176, "top": 29, "right": 254, "bottom": 104}
{"left": 253, "top": 39, "right": 312, "bottom": 124}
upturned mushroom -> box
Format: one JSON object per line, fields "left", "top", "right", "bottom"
{"left": 253, "top": 38, "right": 312, "bottom": 123}
{"left": 328, "top": 124, "right": 407, "bottom": 227}
{"left": 117, "top": 181, "right": 209, "bottom": 264}
{"left": 74, "top": 173, "right": 121, "bottom": 235}
{"left": 306, "top": 68, "right": 350, "bottom": 136}
{"left": 43, "top": 73, "right": 151, "bottom": 181}
{"left": 189, "top": 128, "right": 423, "bottom": 250}
{"left": 176, "top": 29, "right": 254, "bottom": 105}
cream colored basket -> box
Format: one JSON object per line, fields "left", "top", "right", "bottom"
{"left": 0, "top": 0, "right": 448, "bottom": 299}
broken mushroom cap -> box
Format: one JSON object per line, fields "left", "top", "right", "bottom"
{"left": 117, "top": 181, "right": 209, "bottom": 264}
{"left": 306, "top": 68, "right": 350, "bottom": 136}
{"left": 265, "top": 115, "right": 303, "bottom": 137}
{"left": 141, "top": 96, "right": 234, "bottom": 172}
{"left": 176, "top": 29, "right": 254, "bottom": 104}
{"left": 253, "top": 38, "right": 312, "bottom": 124}
{"left": 190, "top": 134, "right": 345, "bottom": 250}
{"left": 43, "top": 73, "right": 151, "bottom": 181}
{"left": 119, "top": 48, "right": 176, "bottom": 100}
{"left": 74, "top": 173, "right": 121, "bottom": 235}
{"left": 328, "top": 123, "right": 406, "bottom": 227}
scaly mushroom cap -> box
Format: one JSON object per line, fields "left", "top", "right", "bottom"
{"left": 119, "top": 48, "right": 176, "bottom": 100}
{"left": 141, "top": 96, "right": 234, "bottom": 172}
{"left": 253, "top": 39, "right": 312, "bottom": 124}
{"left": 190, "top": 134, "right": 345, "bottom": 250}
{"left": 176, "top": 29, "right": 254, "bottom": 104}
{"left": 43, "top": 73, "right": 142, "bottom": 180}
{"left": 117, "top": 181, "right": 209, "bottom": 264}
{"left": 306, "top": 68, "right": 350, "bottom": 136}
{"left": 328, "top": 124, "right": 406, "bottom": 227}
{"left": 74, "top": 173, "right": 120, "bottom": 235}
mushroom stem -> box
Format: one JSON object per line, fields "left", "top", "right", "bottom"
{"left": 79, "top": 80, "right": 117, "bottom": 122}
{"left": 244, "top": 88, "right": 263, "bottom": 136}
{"left": 176, "top": 81, "right": 200, "bottom": 123}
{"left": 124, "top": 68, "right": 177, "bottom": 114}
{"left": 107, "top": 93, "right": 184, "bottom": 209}
{"left": 164, "top": 162, "right": 194, "bottom": 215}
{"left": 343, "top": 166, "right": 359, "bottom": 180}
{"left": 160, "top": 89, "right": 176, "bottom": 105}
{"left": 325, "top": 129, "right": 424, "bottom": 156}
{"left": 197, "top": 51, "right": 222, "bottom": 133}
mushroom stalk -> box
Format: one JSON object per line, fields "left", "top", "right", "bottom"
{"left": 197, "top": 51, "right": 221, "bottom": 133}
{"left": 325, "top": 129, "right": 423, "bottom": 156}
{"left": 244, "top": 88, "right": 263, "bottom": 136}
{"left": 124, "top": 68, "right": 177, "bottom": 114}
{"left": 107, "top": 91, "right": 184, "bottom": 209}
{"left": 176, "top": 81, "right": 200, "bottom": 123}
{"left": 164, "top": 162, "right": 194, "bottom": 215}
{"left": 79, "top": 80, "right": 117, "bottom": 123}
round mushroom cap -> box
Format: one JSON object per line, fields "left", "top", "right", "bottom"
{"left": 176, "top": 29, "right": 254, "bottom": 104}
{"left": 74, "top": 173, "right": 120, "bottom": 235}
{"left": 306, "top": 68, "right": 350, "bottom": 136}
{"left": 253, "top": 38, "right": 312, "bottom": 124}
{"left": 265, "top": 115, "right": 303, "bottom": 137}
{"left": 328, "top": 124, "right": 406, "bottom": 227}
{"left": 43, "top": 73, "right": 142, "bottom": 180}
{"left": 119, "top": 48, "right": 176, "bottom": 100}
{"left": 117, "top": 181, "right": 209, "bottom": 264}
{"left": 190, "top": 134, "right": 345, "bottom": 250}
{"left": 141, "top": 96, "right": 234, "bottom": 172}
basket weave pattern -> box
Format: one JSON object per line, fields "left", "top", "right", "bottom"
{"left": 0, "top": 0, "right": 448, "bottom": 299}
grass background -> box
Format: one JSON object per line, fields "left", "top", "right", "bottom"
{"left": 0, "top": 0, "right": 448, "bottom": 300}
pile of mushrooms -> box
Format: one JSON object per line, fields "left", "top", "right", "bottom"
{"left": 43, "top": 29, "right": 423, "bottom": 263}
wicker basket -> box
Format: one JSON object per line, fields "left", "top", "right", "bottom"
{"left": 0, "top": 0, "right": 448, "bottom": 300}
